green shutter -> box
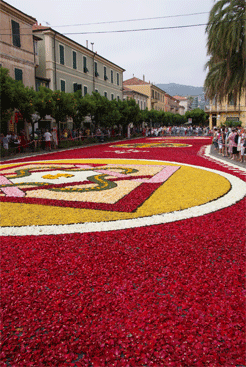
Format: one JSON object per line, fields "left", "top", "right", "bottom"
{"left": 15, "top": 68, "right": 23, "bottom": 81}
{"left": 84, "top": 86, "right": 87, "bottom": 95}
{"left": 95, "top": 62, "right": 99, "bottom": 77}
{"left": 61, "top": 80, "right": 65, "bottom": 92}
{"left": 73, "top": 51, "right": 77, "bottom": 69}
{"left": 60, "top": 45, "right": 64, "bottom": 65}
{"left": 12, "top": 20, "right": 21, "bottom": 47}
{"left": 73, "top": 83, "right": 78, "bottom": 92}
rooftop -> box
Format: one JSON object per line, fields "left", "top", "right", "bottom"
{"left": 123, "top": 77, "right": 149, "bottom": 86}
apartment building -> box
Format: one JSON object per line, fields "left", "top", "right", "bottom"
{"left": 165, "top": 94, "right": 180, "bottom": 114}
{"left": 32, "top": 25, "right": 125, "bottom": 99}
{"left": 173, "top": 96, "right": 190, "bottom": 114}
{"left": 123, "top": 77, "right": 166, "bottom": 111}
{"left": 123, "top": 86, "right": 148, "bottom": 110}
{"left": 0, "top": 0, "right": 37, "bottom": 88}
{"left": 206, "top": 91, "right": 246, "bottom": 128}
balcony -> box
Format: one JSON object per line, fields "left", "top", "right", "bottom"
{"left": 208, "top": 104, "right": 242, "bottom": 113}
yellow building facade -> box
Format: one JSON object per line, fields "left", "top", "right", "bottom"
{"left": 123, "top": 78, "right": 166, "bottom": 111}
{"left": 207, "top": 91, "right": 246, "bottom": 128}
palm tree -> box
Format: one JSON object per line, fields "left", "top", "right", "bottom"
{"left": 204, "top": 0, "right": 246, "bottom": 104}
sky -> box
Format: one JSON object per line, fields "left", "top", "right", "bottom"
{"left": 6, "top": 0, "right": 214, "bottom": 87}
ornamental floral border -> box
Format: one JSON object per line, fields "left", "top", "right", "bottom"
{"left": 1, "top": 159, "right": 245, "bottom": 236}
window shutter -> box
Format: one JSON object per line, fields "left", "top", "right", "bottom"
{"left": 15, "top": 68, "right": 23, "bottom": 81}
{"left": 83, "top": 57, "right": 88, "bottom": 72}
{"left": 73, "top": 51, "right": 77, "bottom": 69}
{"left": 61, "top": 80, "right": 65, "bottom": 92}
{"left": 60, "top": 45, "right": 64, "bottom": 65}
{"left": 11, "top": 20, "right": 21, "bottom": 47}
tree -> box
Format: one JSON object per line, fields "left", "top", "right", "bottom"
{"left": 34, "top": 86, "right": 55, "bottom": 120}
{"left": 74, "top": 91, "right": 91, "bottom": 129}
{"left": 204, "top": 0, "right": 246, "bottom": 103}
{"left": 0, "top": 67, "right": 36, "bottom": 135}
{"left": 185, "top": 109, "right": 208, "bottom": 125}
{"left": 14, "top": 83, "right": 36, "bottom": 123}
{"left": 0, "top": 68, "right": 16, "bottom": 132}
{"left": 51, "top": 90, "right": 77, "bottom": 128}
{"left": 117, "top": 99, "right": 141, "bottom": 136}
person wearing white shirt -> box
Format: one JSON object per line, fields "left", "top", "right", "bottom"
{"left": 43, "top": 130, "right": 52, "bottom": 151}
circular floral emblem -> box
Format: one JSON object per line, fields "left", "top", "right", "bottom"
{"left": 1, "top": 158, "right": 245, "bottom": 236}
{"left": 111, "top": 142, "right": 191, "bottom": 148}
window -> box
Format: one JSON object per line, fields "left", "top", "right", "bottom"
{"left": 111, "top": 70, "right": 113, "bottom": 83}
{"left": 95, "top": 89, "right": 99, "bottom": 93}
{"left": 104, "top": 67, "right": 108, "bottom": 80}
{"left": 11, "top": 20, "right": 21, "bottom": 47}
{"left": 95, "top": 62, "right": 99, "bottom": 77}
{"left": 61, "top": 80, "right": 65, "bottom": 92}
{"left": 59, "top": 45, "right": 64, "bottom": 65}
{"left": 15, "top": 68, "right": 23, "bottom": 81}
{"left": 104, "top": 91, "right": 107, "bottom": 98}
{"left": 111, "top": 93, "right": 114, "bottom": 100}
{"left": 84, "top": 86, "right": 88, "bottom": 95}
{"left": 117, "top": 73, "right": 119, "bottom": 86}
{"left": 73, "top": 51, "right": 77, "bottom": 69}
{"left": 74, "top": 83, "right": 82, "bottom": 93}
{"left": 117, "top": 96, "right": 120, "bottom": 101}
{"left": 83, "top": 57, "right": 88, "bottom": 73}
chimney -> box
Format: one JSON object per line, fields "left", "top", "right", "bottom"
{"left": 86, "top": 40, "right": 88, "bottom": 48}
{"left": 91, "top": 42, "right": 94, "bottom": 52}
{"left": 143, "top": 75, "right": 145, "bottom": 82}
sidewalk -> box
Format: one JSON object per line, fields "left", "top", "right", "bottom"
{"left": 209, "top": 144, "right": 246, "bottom": 168}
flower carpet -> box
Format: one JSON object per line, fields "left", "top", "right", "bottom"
{"left": 1, "top": 137, "right": 246, "bottom": 366}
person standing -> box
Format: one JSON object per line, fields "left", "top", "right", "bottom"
{"left": 2, "top": 134, "right": 9, "bottom": 150}
{"left": 52, "top": 128, "right": 58, "bottom": 149}
{"left": 239, "top": 128, "right": 245, "bottom": 162}
{"left": 230, "top": 128, "right": 238, "bottom": 160}
{"left": 43, "top": 129, "right": 52, "bottom": 151}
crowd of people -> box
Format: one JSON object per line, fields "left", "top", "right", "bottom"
{"left": 0, "top": 131, "right": 29, "bottom": 153}
{"left": 213, "top": 126, "right": 246, "bottom": 163}
{"left": 144, "top": 125, "right": 211, "bottom": 137}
